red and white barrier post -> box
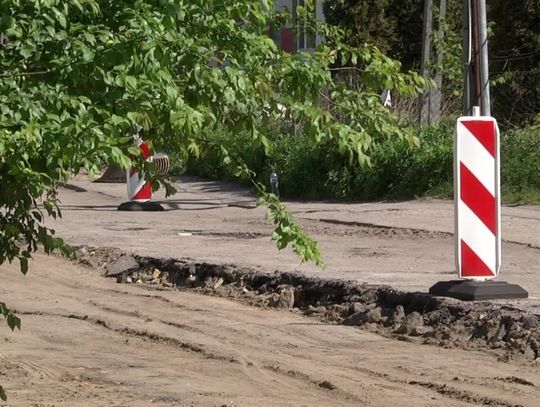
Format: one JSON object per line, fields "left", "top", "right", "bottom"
{"left": 430, "top": 108, "right": 527, "bottom": 300}
{"left": 455, "top": 110, "right": 500, "bottom": 280}
{"left": 118, "top": 137, "right": 164, "bottom": 212}
{"left": 127, "top": 137, "right": 153, "bottom": 203}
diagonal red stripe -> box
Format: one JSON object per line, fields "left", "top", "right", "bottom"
{"left": 461, "top": 120, "right": 496, "bottom": 157}
{"left": 139, "top": 142, "right": 151, "bottom": 159}
{"left": 133, "top": 181, "right": 152, "bottom": 200}
{"left": 461, "top": 240, "right": 495, "bottom": 277}
{"left": 460, "top": 163, "right": 496, "bottom": 234}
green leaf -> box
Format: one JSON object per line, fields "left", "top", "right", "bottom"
{"left": 80, "top": 45, "right": 95, "bottom": 62}
{"left": 19, "top": 257, "right": 28, "bottom": 275}
{"left": 7, "top": 314, "right": 21, "bottom": 331}
{"left": 125, "top": 76, "right": 137, "bottom": 90}
{"left": 127, "top": 146, "right": 141, "bottom": 156}
{"left": 72, "top": 0, "right": 84, "bottom": 13}
{"left": 259, "top": 135, "right": 271, "bottom": 154}
{"left": 0, "top": 302, "right": 21, "bottom": 331}
{"left": 187, "top": 141, "right": 200, "bottom": 158}
{"left": 54, "top": 9, "right": 67, "bottom": 28}
{"left": 20, "top": 43, "right": 34, "bottom": 58}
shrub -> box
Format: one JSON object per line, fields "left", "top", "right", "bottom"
{"left": 500, "top": 125, "right": 540, "bottom": 203}
{"left": 184, "top": 121, "right": 540, "bottom": 204}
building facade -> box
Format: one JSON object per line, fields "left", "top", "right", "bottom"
{"left": 273, "top": 0, "right": 325, "bottom": 52}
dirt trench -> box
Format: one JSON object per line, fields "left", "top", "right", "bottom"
{"left": 76, "top": 246, "right": 540, "bottom": 363}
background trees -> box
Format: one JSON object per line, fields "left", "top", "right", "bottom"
{"left": 325, "top": 0, "right": 540, "bottom": 127}
{"left": 188, "top": 0, "right": 538, "bottom": 205}
{"left": 489, "top": 0, "right": 540, "bottom": 127}
{"left": 324, "top": 0, "right": 461, "bottom": 70}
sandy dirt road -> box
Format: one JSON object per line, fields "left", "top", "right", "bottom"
{"left": 2, "top": 255, "right": 540, "bottom": 407}
{"left": 1, "top": 175, "right": 540, "bottom": 406}
{"left": 49, "top": 176, "right": 540, "bottom": 301}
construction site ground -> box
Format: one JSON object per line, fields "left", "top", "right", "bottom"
{"left": 1, "top": 175, "right": 539, "bottom": 406}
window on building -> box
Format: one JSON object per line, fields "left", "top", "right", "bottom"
{"left": 293, "top": 0, "right": 317, "bottom": 50}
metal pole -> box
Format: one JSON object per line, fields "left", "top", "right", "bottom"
{"left": 463, "top": 0, "right": 490, "bottom": 116}
{"left": 431, "top": 0, "right": 447, "bottom": 122}
{"left": 477, "top": 0, "right": 491, "bottom": 116}
{"left": 471, "top": 0, "right": 482, "bottom": 110}
{"left": 463, "top": 0, "right": 473, "bottom": 115}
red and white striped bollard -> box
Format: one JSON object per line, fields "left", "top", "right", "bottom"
{"left": 455, "top": 111, "right": 501, "bottom": 280}
{"left": 127, "top": 138, "right": 153, "bottom": 203}
{"left": 118, "top": 137, "right": 164, "bottom": 212}
{"left": 429, "top": 107, "right": 527, "bottom": 300}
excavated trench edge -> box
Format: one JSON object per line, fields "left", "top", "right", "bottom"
{"left": 73, "top": 246, "right": 540, "bottom": 363}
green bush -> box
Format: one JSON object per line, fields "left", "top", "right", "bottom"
{"left": 363, "top": 123, "right": 454, "bottom": 199}
{"left": 183, "top": 122, "right": 540, "bottom": 204}
{"left": 501, "top": 125, "right": 540, "bottom": 203}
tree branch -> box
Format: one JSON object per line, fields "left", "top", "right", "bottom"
{"left": 329, "top": 66, "right": 364, "bottom": 73}
{"left": 0, "top": 70, "right": 52, "bottom": 78}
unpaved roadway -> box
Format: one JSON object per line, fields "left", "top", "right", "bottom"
{"left": 1, "top": 175, "right": 540, "bottom": 406}
{"left": 51, "top": 175, "right": 540, "bottom": 301}
{"left": 2, "top": 255, "right": 540, "bottom": 407}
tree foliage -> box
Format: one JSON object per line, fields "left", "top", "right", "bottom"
{"left": 489, "top": 0, "right": 540, "bottom": 126}
{"left": 324, "top": 0, "right": 540, "bottom": 126}
{"left": 324, "top": 0, "right": 395, "bottom": 56}
{"left": 324, "top": 0, "right": 462, "bottom": 70}
{"left": 0, "top": 0, "right": 425, "bottom": 271}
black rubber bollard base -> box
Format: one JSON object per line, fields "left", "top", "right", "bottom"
{"left": 429, "top": 280, "right": 528, "bottom": 301}
{"left": 117, "top": 201, "right": 164, "bottom": 212}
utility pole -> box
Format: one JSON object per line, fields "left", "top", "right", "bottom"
{"left": 419, "top": 0, "right": 433, "bottom": 125}
{"left": 478, "top": 0, "right": 490, "bottom": 116}
{"left": 463, "top": 0, "right": 491, "bottom": 116}
{"left": 431, "top": 0, "right": 447, "bottom": 122}
{"left": 419, "top": 0, "right": 447, "bottom": 125}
